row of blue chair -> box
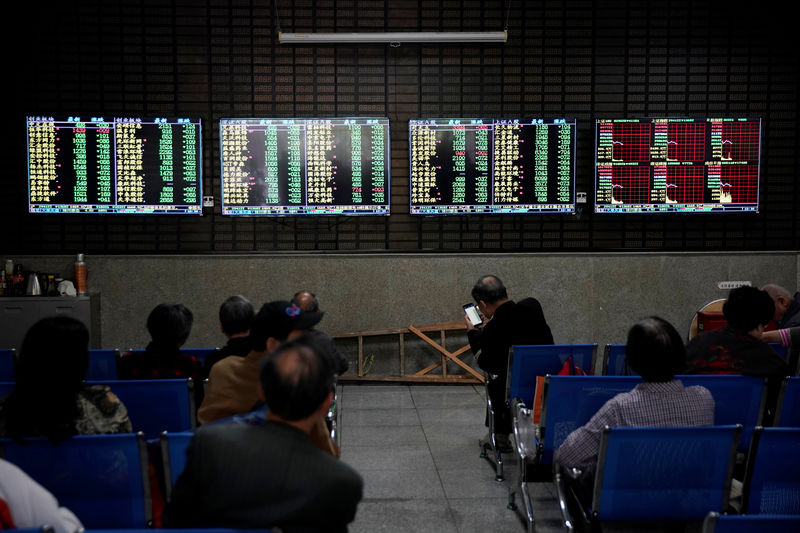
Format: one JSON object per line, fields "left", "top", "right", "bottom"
{"left": 0, "top": 431, "right": 198, "bottom": 529}
{"left": 0, "top": 379, "right": 196, "bottom": 439}
{"left": 702, "top": 512, "right": 800, "bottom": 532}
{"left": 509, "top": 374, "right": 800, "bottom": 531}
{"left": 0, "top": 348, "right": 217, "bottom": 381}
{"left": 554, "top": 425, "right": 800, "bottom": 531}
{"left": 602, "top": 342, "right": 789, "bottom": 376}
{"left": 491, "top": 344, "right": 800, "bottom": 532}
{"left": 479, "top": 343, "right": 597, "bottom": 482}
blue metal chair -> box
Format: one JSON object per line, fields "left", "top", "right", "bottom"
{"left": 742, "top": 426, "right": 800, "bottom": 514}
{"left": 678, "top": 374, "right": 766, "bottom": 452}
{"left": 0, "top": 432, "right": 152, "bottom": 528}
{"left": 160, "top": 430, "right": 194, "bottom": 502}
{"left": 510, "top": 375, "right": 640, "bottom": 532}
{"left": 87, "top": 379, "right": 196, "bottom": 438}
{"left": 481, "top": 344, "right": 596, "bottom": 483}
{"left": 557, "top": 425, "right": 741, "bottom": 531}
{"left": 600, "top": 344, "right": 638, "bottom": 376}
{"left": 702, "top": 512, "right": 800, "bottom": 533}
{"left": 0, "top": 348, "right": 16, "bottom": 381}
{"left": 87, "top": 349, "right": 120, "bottom": 380}
{"left": 0, "top": 381, "right": 13, "bottom": 397}
{"left": 774, "top": 376, "right": 800, "bottom": 427}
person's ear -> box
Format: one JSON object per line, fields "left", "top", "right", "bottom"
{"left": 317, "top": 391, "right": 334, "bottom": 415}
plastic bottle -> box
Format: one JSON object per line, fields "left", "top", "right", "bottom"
{"left": 75, "top": 254, "right": 88, "bottom": 295}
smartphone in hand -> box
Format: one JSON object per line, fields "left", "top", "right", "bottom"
{"left": 463, "top": 303, "right": 482, "bottom": 327}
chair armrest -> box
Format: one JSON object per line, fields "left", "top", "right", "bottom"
{"left": 512, "top": 398, "right": 538, "bottom": 462}
{"left": 554, "top": 462, "right": 591, "bottom": 533}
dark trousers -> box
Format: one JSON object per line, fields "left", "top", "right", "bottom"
{"left": 487, "top": 377, "right": 511, "bottom": 434}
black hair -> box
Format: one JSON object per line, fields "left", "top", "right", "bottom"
{"left": 259, "top": 337, "right": 335, "bottom": 421}
{"left": 471, "top": 275, "right": 508, "bottom": 305}
{"left": 625, "top": 316, "right": 685, "bottom": 382}
{"left": 723, "top": 286, "right": 775, "bottom": 332}
{"left": 219, "top": 295, "right": 254, "bottom": 336}
{"left": 147, "top": 303, "right": 193, "bottom": 347}
{"left": 2, "top": 316, "right": 90, "bottom": 442}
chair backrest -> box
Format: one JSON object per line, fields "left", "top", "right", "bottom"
{"left": 677, "top": 374, "right": 765, "bottom": 451}
{"left": 774, "top": 377, "right": 800, "bottom": 427}
{"left": 600, "top": 344, "right": 640, "bottom": 376}
{"left": 592, "top": 425, "right": 741, "bottom": 521}
{"left": 0, "top": 381, "right": 14, "bottom": 397}
{"left": 0, "top": 348, "right": 15, "bottom": 381}
{"left": 688, "top": 298, "right": 726, "bottom": 339}
{"left": 702, "top": 511, "right": 800, "bottom": 533}
{"left": 742, "top": 426, "right": 800, "bottom": 514}
{"left": 87, "top": 349, "right": 120, "bottom": 380}
{"left": 87, "top": 379, "right": 195, "bottom": 438}
{"left": 539, "top": 375, "right": 641, "bottom": 464}
{"left": 160, "top": 430, "right": 195, "bottom": 502}
{"left": 507, "top": 344, "right": 596, "bottom": 408}
{"left": 768, "top": 342, "right": 788, "bottom": 360}
{"left": 0, "top": 432, "right": 151, "bottom": 528}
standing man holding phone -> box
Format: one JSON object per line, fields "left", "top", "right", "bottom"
{"left": 466, "top": 275, "right": 554, "bottom": 451}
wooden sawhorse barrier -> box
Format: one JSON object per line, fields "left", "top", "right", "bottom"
{"left": 334, "top": 321, "right": 484, "bottom": 384}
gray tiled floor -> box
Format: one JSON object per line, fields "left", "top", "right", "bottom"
{"left": 339, "top": 383, "right": 563, "bottom": 533}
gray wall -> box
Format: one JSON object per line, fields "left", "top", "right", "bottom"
{"left": 3, "top": 252, "right": 797, "bottom": 374}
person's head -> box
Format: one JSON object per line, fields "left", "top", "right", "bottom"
{"left": 625, "top": 316, "right": 685, "bottom": 382}
{"left": 147, "top": 303, "right": 193, "bottom": 347}
{"left": 471, "top": 275, "right": 509, "bottom": 318}
{"left": 292, "top": 290, "right": 320, "bottom": 313}
{"left": 723, "top": 286, "right": 774, "bottom": 334}
{"left": 219, "top": 295, "right": 254, "bottom": 337}
{"left": 17, "top": 315, "right": 90, "bottom": 390}
{"left": 761, "top": 284, "right": 793, "bottom": 322}
{"left": 259, "top": 337, "right": 335, "bottom": 422}
{"left": 249, "top": 300, "right": 324, "bottom": 353}
{"left": 6, "top": 316, "right": 90, "bottom": 441}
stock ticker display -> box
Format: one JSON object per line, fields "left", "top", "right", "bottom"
{"left": 595, "top": 118, "right": 761, "bottom": 213}
{"left": 409, "top": 118, "right": 576, "bottom": 215}
{"left": 27, "top": 116, "right": 202, "bottom": 215}
{"left": 219, "top": 118, "right": 390, "bottom": 216}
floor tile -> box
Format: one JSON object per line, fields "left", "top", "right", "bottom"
{"left": 340, "top": 389, "right": 416, "bottom": 410}
{"left": 416, "top": 405, "right": 486, "bottom": 426}
{"left": 349, "top": 498, "right": 458, "bottom": 533}
{"left": 448, "top": 497, "right": 527, "bottom": 532}
{"left": 340, "top": 383, "right": 567, "bottom": 533}
{"left": 340, "top": 444, "right": 436, "bottom": 472}
{"left": 342, "top": 424, "right": 429, "bottom": 447}
{"left": 359, "top": 468, "right": 446, "bottom": 499}
{"left": 342, "top": 407, "right": 421, "bottom": 427}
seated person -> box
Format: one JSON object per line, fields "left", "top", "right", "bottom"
{"left": 762, "top": 283, "right": 800, "bottom": 329}
{"left": 465, "top": 275, "right": 553, "bottom": 450}
{"left": 0, "top": 316, "right": 131, "bottom": 441}
{"left": 202, "top": 295, "right": 254, "bottom": 379}
{"left": 118, "top": 303, "right": 202, "bottom": 381}
{"left": 555, "top": 317, "right": 714, "bottom": 502}
{"left": 291, "top": 289, "right": 349, "bottom": 375}
{"left": 686, "top": 286, "right": 787, "bottom": 378}
{"left": 165, "top": 337, "right": 363, "bottom": 531}
{"left": 0, "top": 457, "right": 83, "bottom": 533}
{"left": 198, "top": 300, "right": 336, "bottom": 455}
